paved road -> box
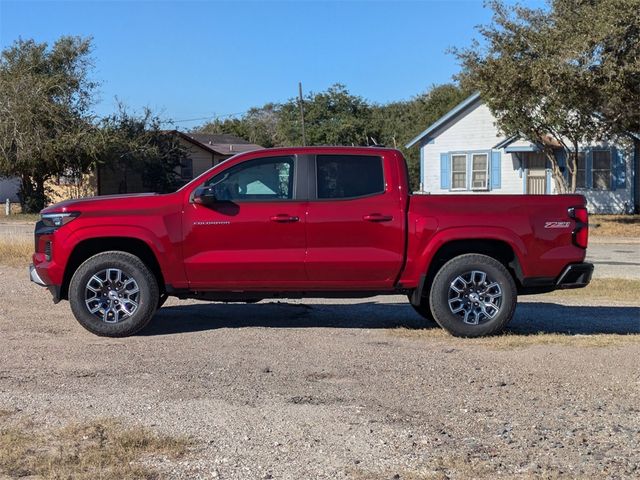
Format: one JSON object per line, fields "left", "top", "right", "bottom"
{"left": 2, "top": 222, "right": 638, "bottom": 279}
{"left": 586, "top": 243, "right": 640, "bottom": 279}
{"left": 0, "top": 223, "right": 33, "bottom": 236}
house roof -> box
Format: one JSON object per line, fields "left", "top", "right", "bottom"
{"left": 171, "top": 130, "right": 263, "bottom": 155}
{"left": 405, "top": 92, "right": 482, "bottom": 148}
{"left": 406, "top": 93, "right": 640, "bottom": 151}
{"left": 493, "top": 135, "right": 520, "bottom": 150}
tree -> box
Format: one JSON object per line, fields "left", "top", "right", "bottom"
{"left": 454, "top": 0, "right": 640, "bottom": 193}
{"left": 0, "top": 36, "right": 97, "bottom": 211}
{"left": 198, "top": 104, "right": 280, "bottom": 148}
{"left": 276, "top": 84, "right": 379, "bottom": 146}
{"left": 373, "top": 84, "right": 471, "bottom": 191}
{"left": 96, "top": 105, "right": 188, "bottom": 193}
{"left": 197, "top": 83, "right": 469, "bottom": 191}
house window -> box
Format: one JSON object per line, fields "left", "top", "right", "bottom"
{"left": 471, "top": 153, "right": 488, "bottom": 190}
{"left": 451, "top": 154, "right": 467, "bottom": 190}
{"left": 576, "top": 152, "right": 586, "bottom": 189}
{"left": 181, "top": 159, "right": 193, "bottom": 180}
{"left": 592, "top": 150, "right": 611, "bottom": 190}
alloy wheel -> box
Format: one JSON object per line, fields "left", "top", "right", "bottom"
{"left": 447, "top": 270, "right": 503, "bottom": 325}
{"left": 84, "top": 268, "right": 140, "bottom": 323}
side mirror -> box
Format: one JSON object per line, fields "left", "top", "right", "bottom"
{"left": 193, "top": 186, "right": 217, "bottom": 205}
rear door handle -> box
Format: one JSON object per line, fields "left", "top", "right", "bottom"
{"left": 270, "top": 214, "right": 300, "bottom": 223}
{"left": 363, "top": 214, "right": 393, "bottom": 222}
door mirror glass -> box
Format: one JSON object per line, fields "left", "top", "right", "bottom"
{"left": 193, "top": 186, "right": 217, "bottom": 205}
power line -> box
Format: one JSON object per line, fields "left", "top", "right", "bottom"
{"left": 160, "top": 110, "right": 248, "bottom": 125}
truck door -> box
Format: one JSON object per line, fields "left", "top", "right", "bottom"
{"left": 304, "top": 153, "right": 405, "bottom": 288}
{"left": 182, "top": 155, "right": 308, "bottom": 289}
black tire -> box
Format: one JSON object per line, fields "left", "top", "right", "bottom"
{"left": 429, "top": 254, "right": 516, "bottom": 337}
{"left": 69, "top": 251, "right": 159, "bottom": 337}
{"left": 407, "top": 295, "right": 436, "bottom": 323}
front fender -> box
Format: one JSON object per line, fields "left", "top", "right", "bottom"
{"left": 55, "top": 221, "right": 187, "bottom": 289}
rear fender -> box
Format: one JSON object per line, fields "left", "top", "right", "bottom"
{"left": 401, "top": 226, "right": 529, "bottom": 287}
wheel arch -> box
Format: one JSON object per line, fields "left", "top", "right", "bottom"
{"left": 60, "top": 237, "right": 165, "bottom": 300}
{"left": 417, "top": 238, "right": 524, "bottom": 300}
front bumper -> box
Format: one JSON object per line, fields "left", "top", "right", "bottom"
{"left": 29, "top": 264, "right": 61, "bottom": 303}
{"left": 29, "top": 263, "right": 46, "bottom": 286}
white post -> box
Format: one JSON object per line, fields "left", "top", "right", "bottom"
{"left": 5, "top": 199, "right": 9, "bottom": 216}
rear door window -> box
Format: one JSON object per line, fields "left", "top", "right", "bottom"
{"left": 316, "top": 155, "right": 384, "bottom": 199}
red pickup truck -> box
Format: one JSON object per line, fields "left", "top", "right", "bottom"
{"left": 30, "top": 147, "right": 593, "bottom": 338}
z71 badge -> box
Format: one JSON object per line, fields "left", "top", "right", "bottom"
{"left": 544, "top": 221, "right": 571, "bottom": 229}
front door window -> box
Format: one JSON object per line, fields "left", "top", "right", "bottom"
{"left": 204, "top": 156, "right": 294, "bottom": 201}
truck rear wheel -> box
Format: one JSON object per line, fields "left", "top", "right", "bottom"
{"left": 429, "top": 254, "right": 516, "bottom": 337}
{"left": 69, "top": 251, "right": 159, "bottom": 337}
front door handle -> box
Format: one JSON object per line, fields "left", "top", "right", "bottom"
{"left": 363, "top": 213, "right": 393, "bottom": 222}
{"left": 270, "top": 214, "right": 300, "bottom": 223}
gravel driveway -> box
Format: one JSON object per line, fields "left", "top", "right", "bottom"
{"left": 0, "top": 265, "right": 639, "bottom": 479}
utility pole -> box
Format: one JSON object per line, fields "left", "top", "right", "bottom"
{"left": 298, "top": 82, "right": 306, "bottom": 146}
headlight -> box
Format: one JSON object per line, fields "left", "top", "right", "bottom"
{"left": 41, "top": 212, "right": 81, "bottom": 228}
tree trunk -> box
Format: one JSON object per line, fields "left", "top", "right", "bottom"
{"left": 567, "top": 141, "right": 579, "bottom": 193}
{"left": 19, "top": 174, "right": 47, "bottom": 213}
{"left": 545, "top": 149, "right": 568, "bottom": 194}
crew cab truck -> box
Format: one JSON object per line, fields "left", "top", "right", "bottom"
{"left": 30, "top": 147, "right": 593, "bottom": 338}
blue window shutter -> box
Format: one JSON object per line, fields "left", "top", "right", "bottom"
{"left": 440, "top": 152, "right": 450, "bottom": 189}
{"left": 555, "top": 149, "right": 568, "bottom": 182}
{"left": 612, "top": 147, "right": 626, "bottom": 190}
{"left": 490, "top": 151, "right": 501, "bottom": 189}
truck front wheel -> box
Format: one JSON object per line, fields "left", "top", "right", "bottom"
{"left": 429, "top": 254, "right": 516, "bottom": 337}
{"left": 69, "top": 251, "right": 159, "bottom": 337}
{"left": 407, "top": 295, "right": 436, "bottom": 324}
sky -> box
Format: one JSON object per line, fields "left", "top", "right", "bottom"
{"left": 0, "top": 0, "right": 544, "bottom": 128}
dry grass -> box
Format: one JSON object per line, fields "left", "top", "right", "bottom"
{"left": 0, "top": 416, "right": 190, "bottom": 480}
{"left": 0, "top": 213, "right": 40, "bottom": 224}
{"left": 393, "top": 278, "right": 640, "bottom": 349}
{"left": 543, "top": 277, "right": 640, "bottom": 304}
{"left": 393, "top": 327, "right": 640, "bottom": 349}
{"left": 0, "top": 235, "right": 32, "bottom": 267}
{"left": 590, "top": 214, "right": 640, "bottom": 237}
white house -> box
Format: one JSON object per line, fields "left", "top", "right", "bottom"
{"left": 406, "top": 93, "right": 639, "bottom": 214}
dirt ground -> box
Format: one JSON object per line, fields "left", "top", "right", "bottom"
{"left": 0, "top": 265, "right": 639, "bottom": 479}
